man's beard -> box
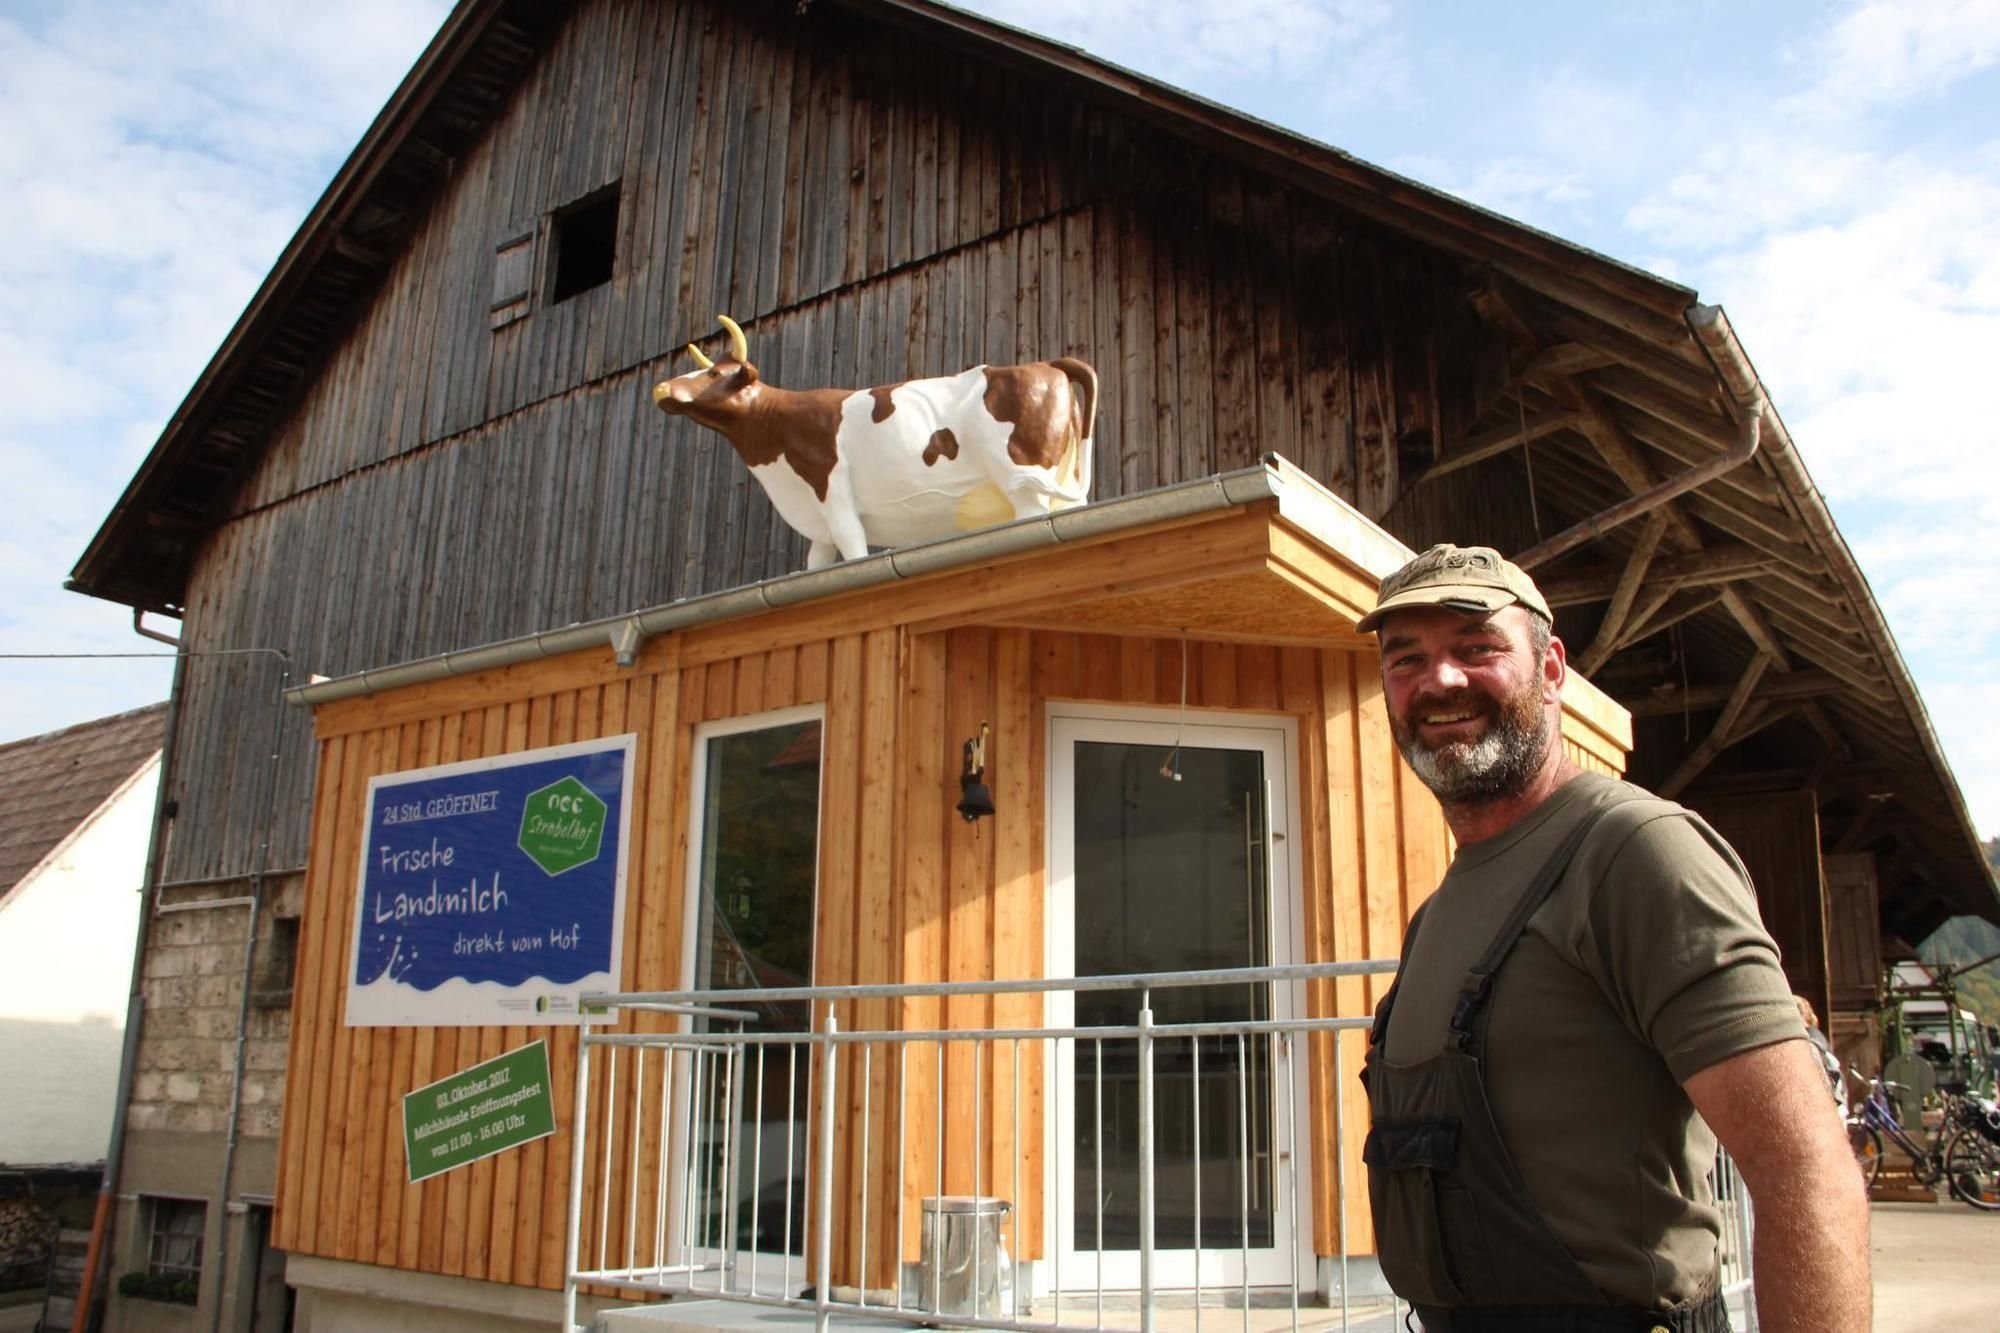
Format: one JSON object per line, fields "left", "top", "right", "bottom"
{"left": 1391, "top": 677, "right": 1553, "bottom": 806}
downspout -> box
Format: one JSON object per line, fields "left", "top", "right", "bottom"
{"left": 207, "top": 652, "right": 290, "bottom": 1333}
{"left": 1513, "top": 375, "right": 1768, "bottom": 570}
{"left": 75, "top": 637, "right": 187, "bottom": 1333}
{"left": 133, "top": 609, "right": 182, "bottom": 649}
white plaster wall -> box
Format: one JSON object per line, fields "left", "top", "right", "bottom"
{"left": 0, "top": 753, "right": 156, "bottom": 1163}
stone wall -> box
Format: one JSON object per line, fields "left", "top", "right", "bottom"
{"left": 128, "top": 876, "right": 301, "bottom": 1140}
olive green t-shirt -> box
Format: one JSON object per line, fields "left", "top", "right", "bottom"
{"left": 1380, "top": 771, "right": 1803, "bottom": 1308}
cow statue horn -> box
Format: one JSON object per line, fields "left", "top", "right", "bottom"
{"left": 717, "top": 314, "right": 749, "bottom": 363}
{"left": 686, "top": 342, "right": 714, "bottom": 370}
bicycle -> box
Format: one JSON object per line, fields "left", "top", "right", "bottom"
{"left": 1844, "top": 1071, "right": 2000, "bottom": 1211}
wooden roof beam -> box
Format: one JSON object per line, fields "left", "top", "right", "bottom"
{"left": 1575, "top": 511, "right": 1669, "bottom": 676}
{"left": 1658, "top": 651, "right": 1774, "bottom": 799}
{"left": 1531, "top": 300, "right": 1721, "bottom": 403}
{"left": 1570, "top": 378, "right": 1796, "bottom": 674}
{"left": 1469, "top": 275, "right": 1798, "bottom": 682}
{"left": 1540, "top": 543, "right": 1775, "bottom": 607}
{"left": 1834, "top": 798, "right": 1894, "bottom": 855}
{"left": 1611, "top": 587, "right": 1725, "bottom": 658}
{"left": 1800, "top": 702, "right": 1850, "bottom": 761}
{"left": 1622, "top": 667, "right": 1849, "bottom": 718}
{"left": 1719, "top": 586, "right": 1794, "bottom": 675}
{"left": 1693, "top": 763, "right": 1898, "bottom": 798}
{"left": 1424, "top": 409, "right": 1582, "bottom": 481}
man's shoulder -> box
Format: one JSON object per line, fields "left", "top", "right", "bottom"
{"left": 1496, "top": 772, "right": 1687, "bottom": 858}
{"left": 1560, "top": 775, "right": 1732, "bottom": 868}
{"left": 1583, "top": 783, "right": 1745, "bottom": 880}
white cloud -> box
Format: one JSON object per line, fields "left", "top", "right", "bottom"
{"left": 1688, "top": 161, "right": 2000, "bottom": 514}
{"left": 0, "top": 0, "right": 448, "bottom": 746}
{"left": 1909, "top": 682, "right": 2000, "bottom": 841}
{"left": 1792, "top": 0, "right": 2000, "bottom": 116}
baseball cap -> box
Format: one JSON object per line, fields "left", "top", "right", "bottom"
{"left": 1355, "top": 544, "right": 1552, "bottom": 635}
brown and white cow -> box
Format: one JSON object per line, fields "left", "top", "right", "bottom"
{"left": 653, "top": 316, "right": 1096, "bottom": 568}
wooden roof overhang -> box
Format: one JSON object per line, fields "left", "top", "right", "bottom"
{"left": 78, "top": 0, "right": 1991, "bottom": 928}
{"left": 296, "top": 458, "right": 1632, "bottom": 770}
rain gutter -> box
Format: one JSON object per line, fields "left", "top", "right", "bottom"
{"left": 1686, "top": 303, "right": 1999, "bottom": 915}
{"left": 288, "top": 463, "right": 1292, "bottom": 708}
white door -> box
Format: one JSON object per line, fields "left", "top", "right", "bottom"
{"left": 1046, "top": 707, "right": 1311, "bottom": 1293}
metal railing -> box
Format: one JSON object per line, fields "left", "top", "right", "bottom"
{"left": 1714, "top": 1146, "right": 1758, "bottom": 1332}
{"left": 561, "top": 961, "right": 1759, "bottom": 1332}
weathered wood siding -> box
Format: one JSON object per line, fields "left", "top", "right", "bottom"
{"left": 1823, "top": 852, "right": 1883, "bottom": 1012}
{"left": 162, "top": 0, "right": 1505, "bottom": 885}
{"left": 1693, "top": 790, "right": 1830, "bottom": 1023}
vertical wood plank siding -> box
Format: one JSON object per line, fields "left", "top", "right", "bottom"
{"left": 162, "top": 0, "right": 1501, "bottom": 886}
{"left": 280, "top": 619, "right": 1613, "bottom": 1285}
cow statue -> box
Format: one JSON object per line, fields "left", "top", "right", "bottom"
{"left": 652, "top": 316, "right": 1096, "bottom": 569}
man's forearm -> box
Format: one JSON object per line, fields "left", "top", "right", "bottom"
{"left": 1684, "top": 1040, "right": 1873, "bottom": 1332}
{"left": 1745, "top": 1147, "right": 1871, "bottom": 1332}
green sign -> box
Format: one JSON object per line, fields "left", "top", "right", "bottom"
{"left": 517, "top": 775, "right": 608, "bottom": 876}
{"left": 403, "top": 1040, "right": 556, "bottom": 1183}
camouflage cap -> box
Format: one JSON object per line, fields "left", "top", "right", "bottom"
{"left": 1355, "top": 544, "right": 1552, "bottom": 635}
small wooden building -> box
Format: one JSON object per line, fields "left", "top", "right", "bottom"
{"left": 277, "top": 462, "right": 1629, "bottom": 1322}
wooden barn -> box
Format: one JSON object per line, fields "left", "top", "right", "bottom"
{"left": 64, "top": 0, "right": 1996, "bottom": 1329}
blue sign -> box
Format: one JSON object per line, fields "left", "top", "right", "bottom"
{"left": 345, "top": 735, "right": 635, "bottom": 1027}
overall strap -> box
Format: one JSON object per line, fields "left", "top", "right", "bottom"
{"left": 1445, "top": 801, "right": 1619, "bottom": 1053}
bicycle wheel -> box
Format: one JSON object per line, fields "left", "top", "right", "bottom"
{"left": 1943, "top": 1128, "right": 2000, "bottom": 1211}
{"left": 1848, "top": 1121, "right": 1884, "bottom": 1189}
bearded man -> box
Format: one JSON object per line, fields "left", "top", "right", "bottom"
{"left": 1356, "top": 544, "right": 1869, "bottom": 1333}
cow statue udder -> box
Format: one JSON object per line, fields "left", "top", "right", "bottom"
{"left": 653, "top": 316, "right": 1096, "bottom": 568}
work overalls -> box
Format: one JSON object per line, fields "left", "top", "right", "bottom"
{"left": 1361, "top": 807, "right": 1733, "bottom": 1333}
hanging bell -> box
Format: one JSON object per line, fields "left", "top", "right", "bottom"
{"left": 956, "top": 724, "right": 994, "bottom": 822}
{"left": 956, "top": 773, "right": 996, "bottom": 823}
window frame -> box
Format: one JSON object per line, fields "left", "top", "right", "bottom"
{"left": 669, "top": 702, "right": 827, "bottom": 1281}
{"left": 141, "top": 1194, "right": 206, "bottom": 1297}
{"left": 677, "top": 703, "right": 827, "bottom": 1004}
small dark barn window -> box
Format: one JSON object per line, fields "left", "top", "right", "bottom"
{"left": 548, "top": 182, "right": 620, "bottom": 303}
{"left": 253, "top": 915, "right": 300, "bottom": 1008}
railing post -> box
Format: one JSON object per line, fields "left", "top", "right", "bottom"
{"left": 815, "top": 1009, "right": 840, "bottom": 1333}
{"left": 563, "top": 1020, "right": 596, "bottom": 1333}
{"left": 1737, "top": 1153, "right": 1760, "bottom": 1333}
{"left": 1138, "top": 998, "right": 1156, "bottom": 1333}
{"left": 724, "top": 1034, "right": 747, "bottom": 1290}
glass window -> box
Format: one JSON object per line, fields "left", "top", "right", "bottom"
{"left": 145, "top": 1197, "right": 205, "bottom": 1300}
{"left": 1071, "top": 740, "right": 1273, "bottom": 1251}
{"left": 688, "top": 713, "right": 822, "bottom": 1259}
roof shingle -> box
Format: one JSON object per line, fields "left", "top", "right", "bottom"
{"left": 0, "top": 704, "right": 167, "bottom": 894}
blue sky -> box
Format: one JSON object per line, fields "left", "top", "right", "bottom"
{"left": 2, "top": 0, "right": 1996, "bottom": 838}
